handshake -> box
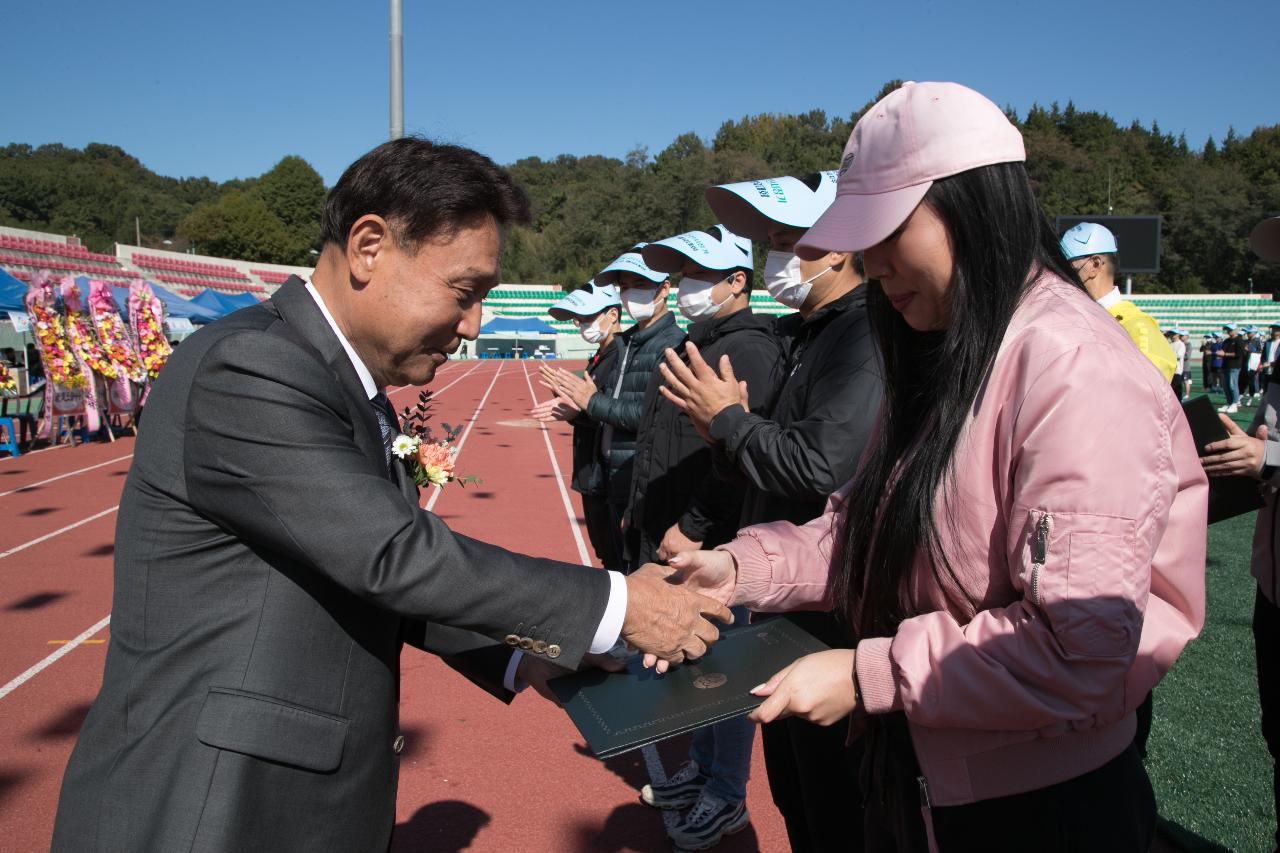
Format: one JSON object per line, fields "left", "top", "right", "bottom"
{"left": 621, "top": 550, "right": 739, "bottom": 670}
{"left": 517, "top": 550, "right": 740, "bottom": 700}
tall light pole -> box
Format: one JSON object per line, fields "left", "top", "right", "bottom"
{"left": 389, "top": 0, "right": 404, "bottom": 140}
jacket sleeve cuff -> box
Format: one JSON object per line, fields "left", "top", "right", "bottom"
{"left": 855, "top": 636, "right": 903, "bottom": 714}
{"left": 716, "top": 537, "right": 767, "bottom": 608}
{"left": 708, "top": 405, "right": 749, "bottom": 446}
{"left": 677, "top": 512, "right": 711, "bottom": 543}
{"left": 1264, "top": 439, "right": 1280, "bottom": 473}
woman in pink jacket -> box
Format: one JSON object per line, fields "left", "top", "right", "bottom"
{"left": 663, "top": 82, "right": 1207, "bottom": 851}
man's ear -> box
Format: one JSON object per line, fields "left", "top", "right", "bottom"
{"left": 729, "top": 270, "right": 748, "bottom": 296}
{"left": 346, "top": 215, "right": 392, "bottom": 285}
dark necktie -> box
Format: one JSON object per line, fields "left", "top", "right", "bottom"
{"left": 370, "top": 392, "right": 397, "bottom": 467}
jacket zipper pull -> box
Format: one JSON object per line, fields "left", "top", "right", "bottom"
{"left": 1030, "top": 513, "right": 1052, "bottom": 606}
{"left": 917, "top": 776, "right": 940, "bottom": 853}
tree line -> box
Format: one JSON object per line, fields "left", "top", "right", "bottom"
{"left": 2, "top": 82, "right": 1278, "bottom": 293}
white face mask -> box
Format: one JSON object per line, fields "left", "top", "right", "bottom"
{"left": 677, "top": 275, "right": 732, "bottom": 322}
{"left": 577, "top": 314, "right": 610, "bottom": 344}
{"left": 622, "top": 286, "right": 659, "bottom": 322}
{"left": 763, "top": 250, "right": 831, "bottom": 309}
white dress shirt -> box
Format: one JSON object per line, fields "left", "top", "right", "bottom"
{"left": 302, "top": 282, "right": 626, "bottom": 690}
{"left": 1096, "top": 286, "right": 1123, "bottom": 310}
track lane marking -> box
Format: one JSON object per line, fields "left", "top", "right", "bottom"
{"left": 0, "top": 615, "right": 110, "bottom": 701}
{"left": 520, "top": 363, "right": 593, "bottom": 566}
{"left": 0, "top": 506, "right": 119, "bottom": 561}
{"left": 0, "top": 453, "right": 134, "bottom": 499}
{"left": 424, "top": 360, "right": 504, "bottom": 513}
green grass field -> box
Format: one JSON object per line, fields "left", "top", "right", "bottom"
{"left": 1147, "top": 391, "right": 1274, "bottom": 852}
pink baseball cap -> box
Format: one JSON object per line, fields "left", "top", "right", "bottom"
{"left": 796, "top": 81, "right": 1026, "bottom": 259}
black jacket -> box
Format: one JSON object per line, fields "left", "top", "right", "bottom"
{"left": 584, "top": 311, "right": 685, "bottom": 505}
{"left": 570, "top": 339, "right": 622, "bottom": 495}
{"left": 624, "top": 308, "right": 784, "bottom": 569}
{"left": 710, "top": 288, "right": 882, "bottom": 528}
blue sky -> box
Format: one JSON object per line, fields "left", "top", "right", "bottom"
{"left": 2, "top": 0, "right": 1276, "bottom": 186}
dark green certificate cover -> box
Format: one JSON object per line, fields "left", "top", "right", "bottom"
{"left": 550, "top": 619, "right": 829, "bottom": 759}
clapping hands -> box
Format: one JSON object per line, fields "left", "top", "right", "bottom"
{"left": 538, "top": 365, "right": 598, "bottom": 411}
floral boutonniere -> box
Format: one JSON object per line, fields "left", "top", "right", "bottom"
{"left": 391, "top": 390, "right": 480, "bottom": 488}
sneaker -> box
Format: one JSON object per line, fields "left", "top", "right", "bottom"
{"left": 1228, "top": 404, "right": 1239, "bottom": 413}
{"left": 668, "top": 790, "right": 749, "bottom": 851}
{"left": 640, "top": 761, "right": 708, "bottom": 810}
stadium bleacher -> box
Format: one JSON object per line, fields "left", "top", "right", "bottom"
{"left": 1, "top": 225, "right": 1275, "bottom": 347}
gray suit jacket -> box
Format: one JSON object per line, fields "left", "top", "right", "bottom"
{"left": 51, "top": 280, "right": 610, "bottom": 852}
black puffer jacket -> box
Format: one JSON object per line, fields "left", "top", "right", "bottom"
{"left": 709, "top": 287, "right": 882, "bottom": 528}
{"left": 570, "top": 339, "right": 622, "bottom": 495}
{"left": 624, "top": 308, "right": 784, "bottom": 569}
{"left": 584, "top": 312, "right": 685, "bottom": 506}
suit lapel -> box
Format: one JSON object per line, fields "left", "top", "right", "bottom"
{"left": 270, "top": 279, "right": 390, "bottom": 480}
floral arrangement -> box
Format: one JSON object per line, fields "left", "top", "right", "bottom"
{"left": 391, "top": 390, "right": 479, "bottom": 488}
{"left": 127, "top": 280, "right": 172, "bottom": 381}
{"left": 0, "top": 363, "right": 15, "bottom": 397}
{"left": 88, "top": 280, "right": 145, "bottom": 383}
{"left": 25, "top": 272, "right": 87, "bottom": 391}
{"left": 61, "top": 280, "right": 117, "bottom": 380}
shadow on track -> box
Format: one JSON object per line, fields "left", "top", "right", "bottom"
{"left": 7, "top": 591, "right": 69, "bottom": 610}
{"left": 391, "top": 799, "right": 491, "bottom": 852}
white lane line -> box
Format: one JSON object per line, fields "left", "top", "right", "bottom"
{"left": 0, "top": 615, "right": 110, "bottom": 701}
{"left": 388, "top": 360, "right": 484, "bottom": 405}
{"left": 520, "top": 363, "right": 592, "bottom": 566}
{"left": 424, "top": 360, "right": 504, "bottom": 513}
{"left": 0, "top": 453, "right": 134, "bottom": 499}
{"left": 0, "top": 506, "right": 119, "bottom": 561}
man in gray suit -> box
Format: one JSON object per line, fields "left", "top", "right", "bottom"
{"left": 51, "top": 139, "right": 730, "bottom": 852}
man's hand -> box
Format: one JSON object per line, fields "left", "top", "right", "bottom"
{"left": 530, "top": 394, "right": 579, "bottom": 423}
{"left": 657, "top": 522, "right": 702, "bottom": 563}
{"left": 538, "top": 365, "right": 598, "bottom": 410}
{"left": 1202, "top": 416, "right": 1268, "bottom": 479}
{"left": 658, "top": 343, "right": 749, "bottom": 443}
{"left": 664, "top": 549, "right": 738, "bottom": 606}
{"left": 517, "top": 651, "right": 626, "bottom": 706}
{"left": 748, "top": 649, "right": 859, "bottom": 726}
{"left": 622, "top": 564, "right": 733, "bottom": 671}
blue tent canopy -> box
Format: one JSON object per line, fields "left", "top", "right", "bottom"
{"left": 191, "top": 289, "right": 258, "bottom": 316}
{"left": 0, "top": 269, "right": 25, "bottom": 313}
{"left": 479, "top": 316, "right": 558, "bottom": 335}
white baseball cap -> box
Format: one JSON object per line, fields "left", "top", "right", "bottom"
{"left": 1060, "top": 222, "right": 1119, "bottom": 260}
{"left": 704, "top": 171, "right": 839, "bottom": 242}
{"left": 595, "top": 243, "right": 668, "bottom": 285}
{"left": 641, "top": 224, "right": 754, "bottom": 274}
{"left": 549, "top": 280, "right": 621, "bottom": 320}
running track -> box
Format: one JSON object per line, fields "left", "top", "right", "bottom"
{"left": 0, "top": 359, "right": 789, "bottom": 851}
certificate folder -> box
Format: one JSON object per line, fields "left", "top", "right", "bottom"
{"left": 1181, "top": 395, "right": 1264, "bottom": 523}
{"left": 550, "top": 618, "right": 829, "bottom": 759}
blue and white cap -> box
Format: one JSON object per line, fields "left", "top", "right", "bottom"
{"left": 548, "top": 280, "right": 621, "bottom": 320}
{"left": 1060, "top": 222, "right": 1118, "bottom": 260}
{"left": 595, "top": 243, "right": 668, "bottom": 286}
{"left": 1224, "top": 323, "right": 1239, "bottom": 331}
{"left": 641, "top": 224, "right": 754, "bottom": 274}
{"left": 705, "top": 171, "right": 840, "bottom": 242}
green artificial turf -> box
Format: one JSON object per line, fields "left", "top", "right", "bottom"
{"left": 1146, "top": 389, "right": 1274, "bottom": 852}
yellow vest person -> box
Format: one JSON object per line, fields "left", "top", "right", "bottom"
{"left": 1060, "top": 222, "right": 1177, "bottom": 382}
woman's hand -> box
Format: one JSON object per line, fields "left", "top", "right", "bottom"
{"left": 1201, "top": 416, "right": 1268, "bottom": 479}
{"left": 748, "top": 649, "right": 859, "bottom": 726}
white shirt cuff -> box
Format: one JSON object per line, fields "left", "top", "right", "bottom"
{"left": 589, "top": 570, "right": 627, "bottom": 654}
{"left": 503, "top": 650, "right": 525, "bottom": 693}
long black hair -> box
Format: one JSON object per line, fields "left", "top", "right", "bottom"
{"left": 833, "top": 161, "right": 1084, "bottom": 637}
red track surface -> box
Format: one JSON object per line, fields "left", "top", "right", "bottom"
{"left": 0, "top": 359, "right": 789, "bottom": 852}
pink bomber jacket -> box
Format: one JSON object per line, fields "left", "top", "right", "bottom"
{"left": 720, "top": 273, "right": 1207, "bottom": 807}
